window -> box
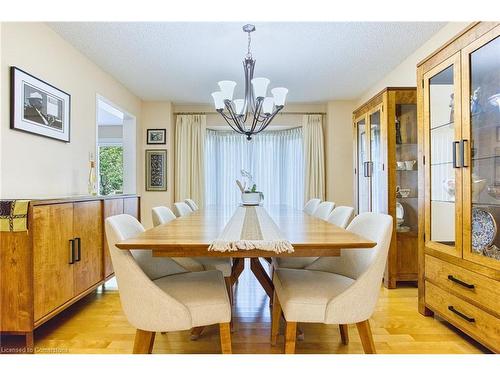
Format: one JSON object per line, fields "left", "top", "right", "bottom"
{"left": 205, "top": 127, "right": 304, "bottom": 208}
{"left": 98, "top": 144, "right": 124, "bottom": 195}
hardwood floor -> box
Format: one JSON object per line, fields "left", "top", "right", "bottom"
{"left": 1, "top": 259, "right": 490, "bottom": 354}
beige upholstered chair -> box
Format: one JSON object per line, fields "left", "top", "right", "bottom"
{"left": 105, "top": 214, "right": 232, "bottom": 354}
{"left": 151, "top": 206, "right": 235, "bottom": 337}
{"left": 303, "top": 198, "right": 321, "bottom": 215}
{"left": 152, "top": 205, "right": 233, "bottom": 281}
{"left": 152, "top": 206, "right": 177, "bottom": 226}
{"left": 271, "top": 204, "right": 352, "bottom": 271}
{"left": 312, "top": 201, "right": 335, "bottom": 220}
{"left": 184, "top": 198, "right": 199, "bottom": 211}
{"left": 327, "top": 206, "right": 355, "bottom": 228}
{"left": 173, "top": 201, "right": 193, "bottom": 217}
{"left": 271, "top": 212, "right": 393, "bottom": 354}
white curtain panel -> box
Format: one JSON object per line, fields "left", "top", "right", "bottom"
{"left": 303, "top": 114, "right": 325, "bottom": 201}
{"left": 175, "top": 115, "right": 206, "bottom": 206}
{"left": 205, "top": 128, "right": 304, "bottom": 209}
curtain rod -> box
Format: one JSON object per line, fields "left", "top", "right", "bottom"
{"left": 174, "top": 112, "right": 326, "bottom": 115}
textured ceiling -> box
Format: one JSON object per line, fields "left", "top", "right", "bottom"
{"left": 49, "top": 22, "right": 445, "bottom": 104}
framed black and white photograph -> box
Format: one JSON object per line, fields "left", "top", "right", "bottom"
{"left": 145, "top": 149, "right": 167, "bottom": 191}
{"left": 10, "top": 67, "right": 71, "bottom": 142}
{"left": 147, "top": 128, "right": 166, "bottom": 144}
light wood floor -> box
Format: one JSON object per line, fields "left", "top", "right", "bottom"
{"left": 5, "top": 260, "right": 491, "bottom": 354}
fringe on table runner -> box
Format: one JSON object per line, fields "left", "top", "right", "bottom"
{"left": 208, "top": 239, "right": 294, "bottom": 253}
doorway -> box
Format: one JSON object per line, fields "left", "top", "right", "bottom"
{"left": 96, "top": 96, "right": 136, "bottom": 195}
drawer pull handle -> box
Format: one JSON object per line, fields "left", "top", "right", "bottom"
{"left": 69, "top": 239, "right": 75, "bottom": 264}
{"left": 75, "top": 237, "right": 81, "bottom": 262}
{"left": 448, "top": 306, "right": 475, "bottom": 323}
{"left": 447, "top": 275, "right": 474, "bottom": 289}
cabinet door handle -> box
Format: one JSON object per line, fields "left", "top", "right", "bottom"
{"left": 448, "top": 275, "right": 474, "bottom": 289}
{"left": 363, "top": 162, "right": 368, "bottom": 177}
{"left": 448, "top": 306, "right": 475, "bottom": 323}
{"left": 452, "top": 141, "right": 460, "bottom": 168}
{"left": 460, "top": 139, "right": 469, "bottom": 168}
{"left": 69, "top": 239, "right": 75, "bottom": 264}
{"left": 75, "top": 237, "right": 81, "bottom": 262}
{"left": 368, "top": 161, "right": 373, "bottom": 177}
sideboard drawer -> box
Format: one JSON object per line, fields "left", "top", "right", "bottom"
{"left": 425, "top": 255, "right": 500, "bottom": 316}
{"left": 425, "top": 282, "right": 500, "bottom": 352}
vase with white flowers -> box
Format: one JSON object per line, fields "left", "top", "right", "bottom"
{"left": 236, "top": 169, "right": 264, "bottom": 205}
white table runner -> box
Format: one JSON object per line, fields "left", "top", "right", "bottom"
{"left": 208, "top": 206, "right": 294, "bottom": 253}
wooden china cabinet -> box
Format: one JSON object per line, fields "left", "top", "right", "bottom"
{"left": 353, "top": 87, "right": 419, "bottom": 288}
{"left": 418, "top": 22, "right": 500, "bottom": 352}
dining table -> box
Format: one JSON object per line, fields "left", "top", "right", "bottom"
{"left": 115, "top": 205, "right": 376, "bottom": 299}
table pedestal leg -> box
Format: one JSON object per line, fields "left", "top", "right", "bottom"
{"left": 249, "top": 258, "right": 274, "bottom": 299}
{"left": 231, "top": 258, "right": 245, "bottom": 284}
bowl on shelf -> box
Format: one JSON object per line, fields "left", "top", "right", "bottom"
{"left": 487, "top": 185, "right": 500, "bottom": 200}
{"left": 399, "top": 188, "right": 411, "bottom": 198}
{"left": 472, "top": 176, "right": 487, "bottom": 202}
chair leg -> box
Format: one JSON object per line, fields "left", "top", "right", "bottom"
{"left": 224, "top": 276, "right": 235, "bottom": 332}
{"left": 284, "top": 321, "right": 297, "bottom": 354}
{"left": 133, "top": 329, "right": 155, "bottom": 354}
{"left": 269, "top": 264, "right": 275, "bottom": 307}
{"left": 190, "top": 326, "right": 204, "bottom": 340}
{"left": 270, "top": 290, "right": 282, "bottom": 346}
{"left": 356, "top": 320, "right": 376, "bottom": 354}
{"left": 339, "top": 324, "right": 349, "bottom": 345}
{"left": 219, "top": 322, "right": 232, "bottom": 354}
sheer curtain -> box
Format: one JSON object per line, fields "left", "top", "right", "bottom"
{"left": 205, "top": 128, "right": 304, "bottom": 208}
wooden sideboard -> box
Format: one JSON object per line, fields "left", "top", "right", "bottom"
{"left": 0, "top": 195, "right": 140, "bottom": 350}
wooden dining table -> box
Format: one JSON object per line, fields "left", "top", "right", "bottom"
{"left": 116, "top": 205, "right": 376, "bottom": 299}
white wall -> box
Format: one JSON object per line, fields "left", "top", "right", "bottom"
{"left": 0, "top": 22, "right": 142, "bottom": 198}
{"left": 140, "top": 101, "right": 175, "bottom": 228}
{"left": 325, "top": 101, "right": 357, "bottom": 205}
{"left": 357, "top": 22, "right": 470, "bottom": 105}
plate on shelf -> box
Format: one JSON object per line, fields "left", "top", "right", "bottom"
{"left": 471, "top": 207, "right": 497, "bottom": 252}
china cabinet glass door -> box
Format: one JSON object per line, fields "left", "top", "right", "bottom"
{"left": 462, "top": 27, "right": 500, "bottom": 269}
{"left": 369, "top": 107, "right": 383, "bottom": 213}
{"left": 424, "top": 53, "right": 463, "bottom": 257}
{"left": 356, "top": 115, "right": 370, "bottom": 213}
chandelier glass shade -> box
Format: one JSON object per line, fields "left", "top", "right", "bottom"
{"left": 211, "top": 24, "right": 288, "bottom": 140}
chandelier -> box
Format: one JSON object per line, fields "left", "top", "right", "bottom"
{"left": 211, "top": 24, "right": 288, "bottom": 140}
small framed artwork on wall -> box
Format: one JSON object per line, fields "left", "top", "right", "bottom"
{"left": 145, "top": 149, "right": 167, "bottom": 191}
{"left": 147, "top": 128, "right": 166, "bottom": 144}
{"left": 10, "top": 67, "right": 71, "bottom": 142}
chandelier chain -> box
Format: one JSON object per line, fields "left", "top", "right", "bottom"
{"left": 247, "top": 31, "right": 252, "bottom": 58}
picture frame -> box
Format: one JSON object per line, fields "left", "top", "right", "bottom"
{"left": 147, "top": 128, "right": 166, "bottom": 144}
{"left": 145, "top": 149, "right": 167, "bottom": 191}
{"left": 10, "top": 67, "right": 71, "bottom": 142}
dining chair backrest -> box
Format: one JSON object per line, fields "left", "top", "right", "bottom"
{"left": 323, "top": 212, "right": 393, "bottom": 324}
{"left": 174, "top": 202, "right": 193, "bottom": 217}
{"left": 327, "top": 206, "right": 355, "bottom": 229}
{"left": 184, "top": 198, "right": 199, "bottom": 211}
{"left": 303, "top": 198, "right": 321, "bottom": 215}
{"left": 324, "top": 212, "right": 392, "bottom": 281}
{"left": 152, "top": 206, "right": 177, "bottom": 226}
{"left": 105, "top": 214, "right": 190, "bottom": 331}
{"left": 312, "top": 201, "right": 335, "bottom": 221}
